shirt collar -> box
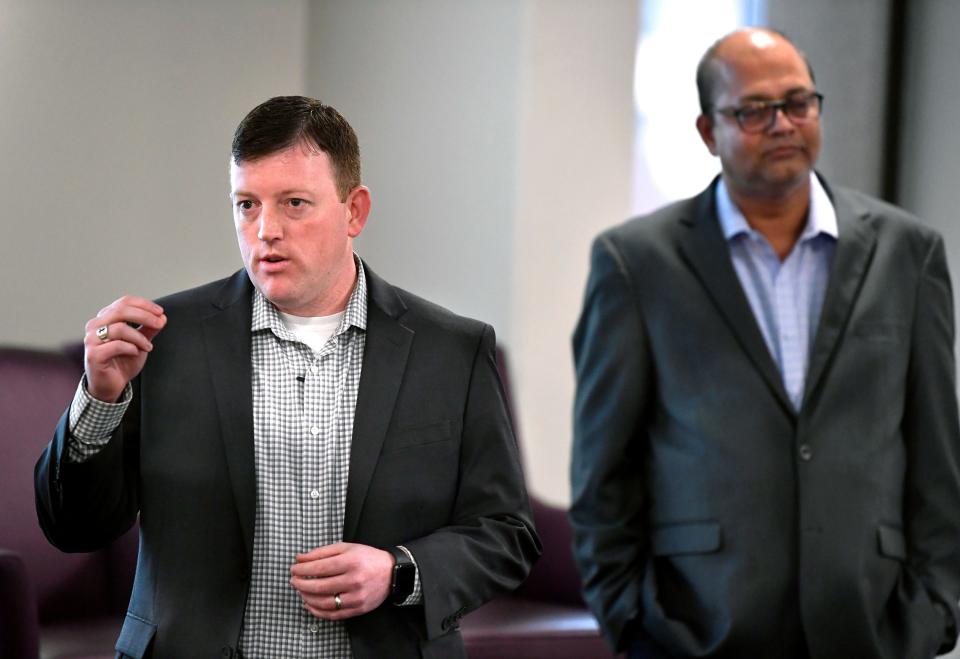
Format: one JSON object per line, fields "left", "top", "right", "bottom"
{"left": 716, "top": 172, "right": 839, "bottom": 243}
{"left": 251, "top": 255, "right": 368, "bottom": 338}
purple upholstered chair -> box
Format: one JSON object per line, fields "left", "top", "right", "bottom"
{"left": 0, "top": 347, "right": 136, "bottom": 659}
{"left": 459, "top": 350, "right": 616, "bottom": 659}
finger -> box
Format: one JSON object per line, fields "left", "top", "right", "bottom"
{"left": 89, "top": 307, "right": 166, "bottom": 334}
{"left": 304, "top": 601, "right": 350, "bottom": 621}
{"left": 290, "top": 574, "right": 353, "bottom": 596}
{"left": 296, "top": 543, "right": 348, "bottom": 563}
{"left": 140, "top": 319, "right": 166, "bottom": 342}
{"left": 86, "top": 339, "right": 143, "bottom": 362}
{"left": 86, "top": 322, "right": 155, "bottom": 353}
{"left": 98, "top": 295, "right": 164, "bottom": 317}
{"left": 290, "top": 555, "right": 349, "bottom": 578}
{"left": 303, "top": 593, "right": 357, "bottom": 621}
{"left": 297, "top": 590, "right": 349, "bottom": 610}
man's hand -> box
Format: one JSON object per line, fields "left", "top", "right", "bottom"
{"left": 290, "top": 543, "right": 394, "bottom": 620}
{"left": 83, "top": 296, "right": 166, "bottom": 402}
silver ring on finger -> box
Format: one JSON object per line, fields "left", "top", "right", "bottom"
{"left": 334, "top": 593, "right": 343, "bottom": 611}
{"left": 96, "top": 325, "right": 110, "bottom": 342}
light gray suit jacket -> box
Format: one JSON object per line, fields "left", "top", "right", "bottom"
{"left": 571, "top": 176, "right": 960, "bottom": 658}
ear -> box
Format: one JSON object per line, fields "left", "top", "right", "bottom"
{"left": 696, "top": 114, "right": 719, "bottom": 156}
{"left": 344, "top": 185, "right": 371, "bottom": 238}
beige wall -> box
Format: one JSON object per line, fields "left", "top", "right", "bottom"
{"left": 305, "top": 0, "right": 524, "bottom": 341}
{"left": 899, "top": 0, "right": 960, "bottom": 263}
{"left": 766, "top": 0, "right": 892, "bottom": 195}
{"left": 5, "top": 0, "right": 957, "bottom": 510}
{"left": 304, "top": 0, "right": 637, "bottom": 505}
{"left": 511, "top": 1, "right": 637, "bottom": 505}
{"left": 0, "top": 0, "right": 307, "bottom": 347}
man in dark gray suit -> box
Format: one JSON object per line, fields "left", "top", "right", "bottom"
{"left": 571, "top": 28, "right": 960, "bottom": 658}
{"left": 36, "top": 96, "right": 539, "bottom": 658}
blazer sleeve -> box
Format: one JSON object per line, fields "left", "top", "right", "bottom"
{"left": 34, "top": 381, "right": 141, "bottom": 553}
{"left": 402, "top": 323, "right": 541, "bottom": 640}
{"left": 570, "top": 234, "right": 654, "bottom": 650}
{"left": 901, "top": 232, "right": 960, "bottom": 649}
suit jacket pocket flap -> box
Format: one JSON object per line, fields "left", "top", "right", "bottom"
{"left": 115, "top": 613, "right": 157, "bottom": 658}
{"left": 851, "top": 320, "right": 907, "bottom": 342}
{"left": 384, "top": 419, "right": 453, "bottom": 451}
{"left": 651, "top": 520, "right": 721, "bottom": 556}
{"left": 877, "top": 524, "right": 907, "bottom": 560}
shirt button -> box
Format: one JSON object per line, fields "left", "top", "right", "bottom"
{"left": 308, "top": 623, "right": 319, "bottom": 633}
{"left": 310, "top": 489, "right": 320, "bottom": 499}
{"left": 310, "top": 363, "right": 320, "bottom": 374}
{"left": 310, "top": 425, "right": 321, "bottom": 436}
{"left": 798, "top": 444, "right": 813, "bottom": 461}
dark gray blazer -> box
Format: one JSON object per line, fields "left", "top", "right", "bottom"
{"left": 36, "top": 264, "right": 540, "bottom": 659}
{"left": 571, "top": 176, "right": 960, "bottom": 658}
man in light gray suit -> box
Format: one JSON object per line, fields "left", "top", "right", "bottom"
{"left": 571, "top": 28, "right": 960, "bottom": 659}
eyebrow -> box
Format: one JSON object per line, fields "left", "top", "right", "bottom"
{"left": 738, "top": 87, "right": 814, "bottom": 103}
{"left": 230, "top": 188, "right": 315, "bottom": 198}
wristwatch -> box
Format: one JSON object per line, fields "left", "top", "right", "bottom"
{"left": 386, "top": 545, "right": 415, "bottom": 604}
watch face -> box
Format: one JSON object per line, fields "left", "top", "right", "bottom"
{"left": 392, "top": 562, "right": 415, "bottom": 604}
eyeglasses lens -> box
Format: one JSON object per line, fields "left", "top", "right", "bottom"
{"left": 739, "top": 94, "right": 820, "bottom": 132}
{"left": 785, "top": 97, "right": 815, "bottom": 119}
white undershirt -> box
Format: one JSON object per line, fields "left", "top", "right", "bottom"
{"left": 278, "top": 310, "right": 345, "bottom": 353}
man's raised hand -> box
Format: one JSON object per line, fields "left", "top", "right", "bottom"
{"left": 83, "top": 296, "right": 166, "bottom": 402}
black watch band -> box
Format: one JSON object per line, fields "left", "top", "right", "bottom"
{"left": 386, "top": 545, "right": 415, "bottom": 604}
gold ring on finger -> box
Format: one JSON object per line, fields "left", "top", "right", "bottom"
{"left": 96, "top": 325, "right": 110, "bottom": 342}
{"left": 334, "top": 593, "right": 343, "bottom": 611}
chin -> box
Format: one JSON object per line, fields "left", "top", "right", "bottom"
{"left": 253, "top": 282, "right": 286, "bottom": 307}
{"left": 765, "top": 165, "right": 810, "bottom": 187}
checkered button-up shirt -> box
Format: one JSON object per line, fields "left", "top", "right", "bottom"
{"left": 238, "top": 264, "right": 368, "bottom": 657}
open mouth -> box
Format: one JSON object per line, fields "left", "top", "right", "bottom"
{"left": 258, "top": 255, "right": 289, "bottom": 272}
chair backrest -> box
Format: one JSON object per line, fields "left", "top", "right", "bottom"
{"left": 494, "top": 346, "right": 585, "bottom": 607}
{"left": 0, "top": 347, "right": 135, "bottom": 623}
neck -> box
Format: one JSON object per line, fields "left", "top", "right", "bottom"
{"left": 727, "top": 175, "right": 812, "bottom": 260}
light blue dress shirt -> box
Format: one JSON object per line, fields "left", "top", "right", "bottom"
{"left": 716, "top": 173, "right": 838, "bottom": 410}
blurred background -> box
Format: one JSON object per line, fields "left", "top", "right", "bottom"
{"left": 1, "top": 0, "right": 957, "bottom": 509}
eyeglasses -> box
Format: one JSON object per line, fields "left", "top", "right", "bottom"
{"left": 714, "top": 91, "right": 824, "bottom": 134}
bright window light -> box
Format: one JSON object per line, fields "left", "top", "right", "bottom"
{"left": 631, "top": 0, "right": 765, "bottom": 214}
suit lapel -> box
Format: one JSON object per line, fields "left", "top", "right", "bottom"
{"left": 342, "top": 266, "right": 413, "bottom": 542}
{"left": 802, "top": 186, "right": 877, "bottom": 405}
{"left": 678, "top": 182, "right": 794, "bottom": 415}
{"left": 201, "top": 271, "right": 256, "bottom": 562}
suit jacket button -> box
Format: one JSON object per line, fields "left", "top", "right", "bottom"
{"left": 798, "top": 444, "right": 813, "bottom": 461}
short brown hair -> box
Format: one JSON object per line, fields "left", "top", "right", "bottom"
{"left": 231, "top": 96, "right": 361, "bottom": 201}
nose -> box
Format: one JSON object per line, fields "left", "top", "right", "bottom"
{"left": 257, "top": 209, "right": 282, "bottom": 241}
{"left": 768, "top": 105, "right": 796, "bottom": 133}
